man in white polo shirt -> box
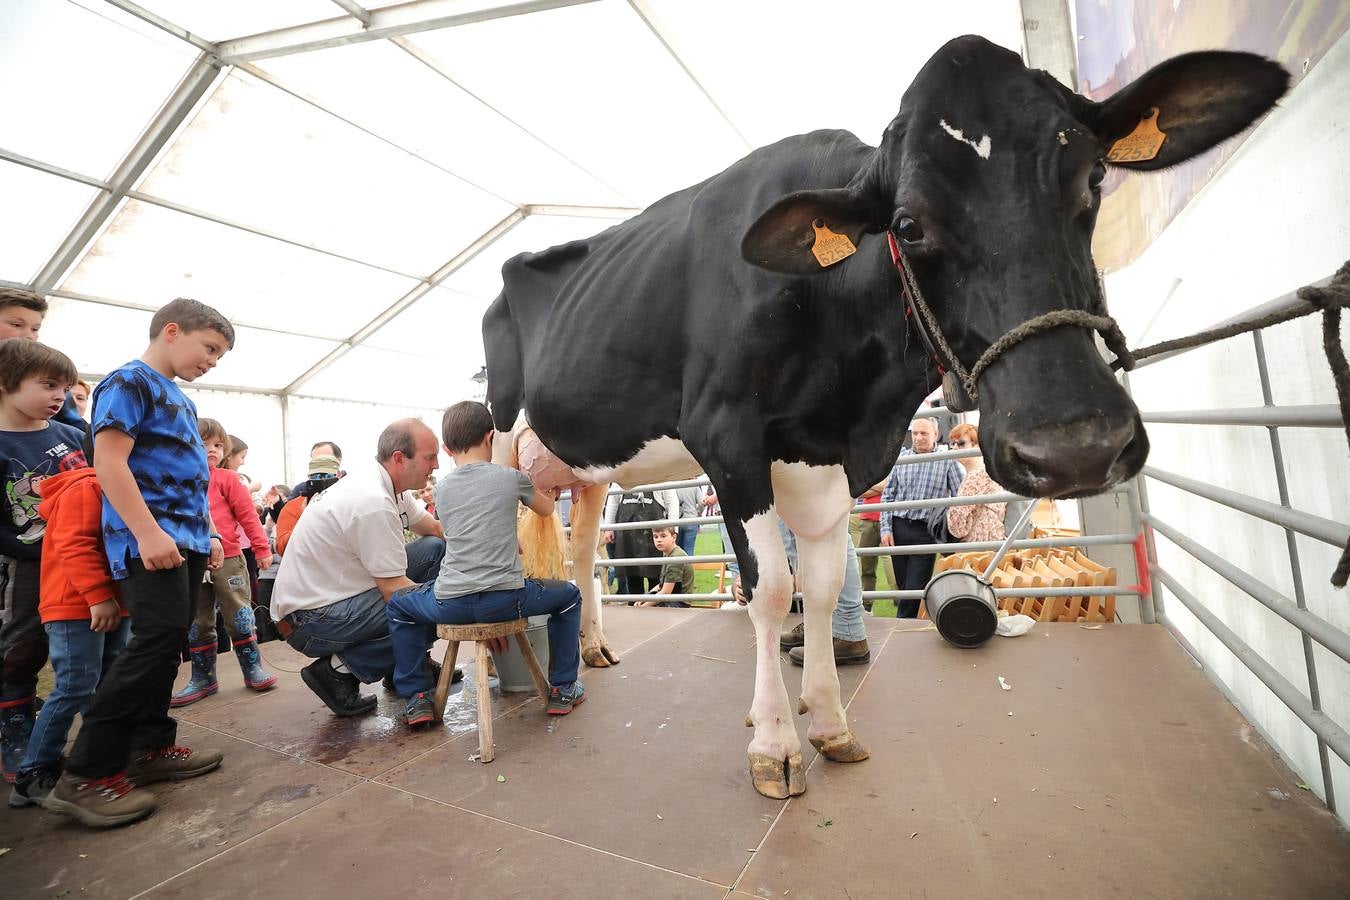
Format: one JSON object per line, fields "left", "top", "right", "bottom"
{"left": 272, "top": 419, "right": 445, "bottom": 717}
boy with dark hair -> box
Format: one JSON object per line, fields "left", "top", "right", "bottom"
{"left": 387, "top": 401, "right": 586, "bottom": 727}
{"left": 0, "top": 288, "right": 47, "bottom": 341}
{"left": 636, "top": 525, "right": 694, "bottom": 608}
{"left": 0, "top": 340, "right": 87, "bottom": 782}
{"left": 9, "top": 464, "right": 128, "bottom": 808}
{"left": 44, "top": 297, "right": 232, "bottom": 828}
{"left": 0, "top": 289, "right": 86, "bottom": 433}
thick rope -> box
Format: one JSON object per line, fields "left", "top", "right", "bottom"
{"left": 893, "top": 240, "right": 1350, "bottom": 587}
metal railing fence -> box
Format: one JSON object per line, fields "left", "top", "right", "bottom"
{"left": 1125, "top": 268, "right": 1350, "bottom": 816}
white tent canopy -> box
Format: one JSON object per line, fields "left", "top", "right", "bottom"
{"left": 1, "top": 0, "right": 1024, "bottom": 481}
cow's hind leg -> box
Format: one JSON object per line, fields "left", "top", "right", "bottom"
{"left": 569, "top": 482, "right": 620, "bottom": 667}
{"left": 737, "top": 510, "right": 803, "bottom": 798}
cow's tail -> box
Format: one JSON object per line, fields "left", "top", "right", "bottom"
{"left": 482, "top": 289, "right": 523, "bottom": 433}
{"left": 518, "top": 505, "right": 570, "bottom": 581}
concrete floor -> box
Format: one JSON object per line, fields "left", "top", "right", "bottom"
{"left": 1, "top": 608, "right": 1346, "bottom": 899}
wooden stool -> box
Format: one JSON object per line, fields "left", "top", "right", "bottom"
{"left": 432, "top": 619, "right": 550, "bottom": 764}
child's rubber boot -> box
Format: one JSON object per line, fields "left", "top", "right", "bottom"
{"left": 0, "top": 695, "right": 35, "bottom": 783}
{"left": 170, "top": 643, "right": 219, "bottom": 708}
{"left": 233, "top": 635, "right": 277, "bottom": 691}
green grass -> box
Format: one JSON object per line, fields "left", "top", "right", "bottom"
{"left": 689, "top": 526, "right": 905, "bottom": 617}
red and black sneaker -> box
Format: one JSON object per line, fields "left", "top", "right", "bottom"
{"left": 545, "top": 681, "right": 586, "bottom": 716}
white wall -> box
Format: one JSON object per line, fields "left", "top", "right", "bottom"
{"left": 1104, "top": 30, "right": 1350, "bottom": 823}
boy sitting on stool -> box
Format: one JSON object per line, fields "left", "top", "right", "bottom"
{"left": 387, "top": 402, "right": 586, "bottom": 727}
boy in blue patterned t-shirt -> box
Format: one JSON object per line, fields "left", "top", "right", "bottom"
{"left": 44, "top": 298, "right": 234, "bottom": 829}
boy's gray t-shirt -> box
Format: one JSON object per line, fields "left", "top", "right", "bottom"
{"left": 433, "top": 462, "right": 535, "bottom": 599}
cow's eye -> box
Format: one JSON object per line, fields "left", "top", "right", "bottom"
{"left": 1088, "top": 161, "right": 1107, "bottom": 190}
{"left": 895, "top": 217, "right": 925, "bottom": 244}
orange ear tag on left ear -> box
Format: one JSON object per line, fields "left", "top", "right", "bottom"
{"left": 1106, "top": 107, "right": 1166, "bottom": 163}
{"left": 810, "top": 219, "right": 857, "bottom": 268}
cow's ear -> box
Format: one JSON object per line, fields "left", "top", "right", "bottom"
{"left": 1088, "top": 51, "right": 1288, "bottom": 171}
{"left": 741, "top": 188, "right": 881, "bottom": 275}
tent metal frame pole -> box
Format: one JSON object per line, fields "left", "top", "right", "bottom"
{"left": 217, "top": 0, "right": 603, "bottom": 65}
{"left": 282, "top": 209, "right": 526, "bottom": 396}
{"left": 31, "top": 53, "right": 223, "bottom": 295}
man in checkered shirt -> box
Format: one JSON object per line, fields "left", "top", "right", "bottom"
{"left": 879, "top": 417, "right": 964, "bottom": 617}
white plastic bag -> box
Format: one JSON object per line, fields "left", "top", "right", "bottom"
{"left": 995, "top": 614, "right": 1035, "bottom": 637}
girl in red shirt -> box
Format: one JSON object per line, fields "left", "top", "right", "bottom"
{"left": 171, "top": 419, "right": 275, "bottom": 707}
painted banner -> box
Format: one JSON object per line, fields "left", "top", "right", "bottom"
{"left": 1074, "top": 0, "right": 1349, "bottom": 270}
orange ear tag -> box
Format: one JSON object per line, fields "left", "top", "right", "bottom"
{"left": 1106, "top": 107, "right": 1166, "bottom": 163}
{"left": 810, "top": 219, "right": 857, "bottom": 268}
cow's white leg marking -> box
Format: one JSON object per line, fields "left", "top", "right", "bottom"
{"left": 939, "top": 118, "right": 992, "bottom": 159}
{"left": 742, "top": 510, "right": 804, "bottom": 799}
{"left": 570, "top": 482, "right": 619, "bottom": 667}
{"left": 772, "top": 463, "right": 869, "bottom": 764}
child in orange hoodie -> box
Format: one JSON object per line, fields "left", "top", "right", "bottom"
{"left": 171, "top": 419, "right": 275, "bottom": 706}
{"left": 8, "top": 467, "right": 129, "bottom": 808}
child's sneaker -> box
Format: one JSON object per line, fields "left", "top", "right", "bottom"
{"left": 0, "top": 695, "right": 36, "bottom": 782}
{"left": 8, "top": 761, "right": 63, "bottom": 808}
{"left": 545, "top": 680, "right": 586, "bottom": 716}
{"left": 126, "top": 744, "right": 223, "bottom": 786}
{"left": 43, "top": 771, "right": 156, "bottom": 828}
{"left": 402, "top": 692, "right": 435, "bottom": 727}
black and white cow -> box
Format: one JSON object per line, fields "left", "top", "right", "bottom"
{"left": 483, "top": 36, "right": 1287, "bottom": 798}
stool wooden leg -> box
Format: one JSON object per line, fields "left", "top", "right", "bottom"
{"left": 514, "top": 630, "right": 552, "bottom": 702}
{"left": 433, "top": 639, "right": 459, "bottom": 723}
{"left": 475, "top": 641, "right": 495, "bottom": 764}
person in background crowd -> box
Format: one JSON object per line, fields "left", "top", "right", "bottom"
{"left": 275, "top": 455, "right": 341, "bottom": 555}
{"left": 945, "top": 423, "right": 1006, "bottom": 544}
{"left": 291, "top": 441, "right": 343, "bottom": 496}
{"left": 879, "top": 417, "right": 963, "bottom": 617}
{"left": 70, "top": 380, "right": 91, "bottom": 419}
{"left": 0, "top": 289, "right": 88, "bottom": 441}
{"left": 603, "top": 487, "right": 677, "bottom": 596}
{"left": 418, "top": 474, "right": 437, "bottom": 518}
{"left": 675, "top": 486, "right": 703, "bottom": 557}
{"left": 635, "top": 525, "right": 693, "bottom": 608}
{"left": 849, "top": 475, "right": 891, "bottom": 612}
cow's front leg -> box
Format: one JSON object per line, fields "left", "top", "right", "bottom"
{"left": 796, "top": 520, "right": 869, "bottom": 763}
{"left": 570, "top": 482, "right": 620, "bottom": 667}
{"left": 740, "top": 511, "right": 804, "bottom": 798}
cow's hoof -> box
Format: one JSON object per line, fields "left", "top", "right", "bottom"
{"left": 582, "top": 643, "right": 621, "bottom": 668}
{"left": 810, "top": 731, "right": 870, "bottom": 763}
{"left": 749, "top": 751, "right": 807, "bottom": 799}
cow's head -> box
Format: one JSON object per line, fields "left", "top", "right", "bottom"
{"left": 742, "top": 35, "right": 1288, "bottom": 498}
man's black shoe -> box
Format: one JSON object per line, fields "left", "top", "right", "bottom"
{"left": 302, "top": 657, "right": 377, "bottom": 717}
{"left": 382, "top": 655, "right": 462, "bottom": 692}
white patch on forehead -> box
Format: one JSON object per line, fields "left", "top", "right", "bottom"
{"left": 939, "top": 119, "right": 992, "bottom": 160}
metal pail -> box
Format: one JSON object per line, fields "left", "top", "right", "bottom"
{"left": 924, "top": 569, "right": 998, "bottom": 649}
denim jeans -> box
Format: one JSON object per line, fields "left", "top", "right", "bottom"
{"left": 677, "top": 525, "right": 699, "bottom": 557}
{"left": 387, "top": 578, "right": 581, "bottom": 697}
{"left": 68, "top": 552, "right": 208, "bottom": 779}
{"left": 779, "top": 523, "right": 866, "bottom": 642}
{"left": 22, "top": 618, "right": 131, "bottom": 771}
{"left": 719, "top": 521, "right": 864, "bottom": 641}
{"left": 285, "top": 536, "right": 444, "bottom": 683}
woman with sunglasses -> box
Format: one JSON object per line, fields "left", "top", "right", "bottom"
{"left": 945, "top": 424, "right": 1006, "bottom": 543}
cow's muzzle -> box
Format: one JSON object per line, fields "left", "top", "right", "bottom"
{"left": 992, "top": 413, "right": 1148, "bottom": 499}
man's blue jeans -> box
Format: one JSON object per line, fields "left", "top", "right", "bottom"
{"left": 285, "top": 537, "right": 444, "bottom": 684}
{"left": 22, "top": 618, "right": 131, "bottom": 771}
{"left": 678, "top": 525, "right": 699, "bottom": 557}
{"left": 387, "top": 578, "right": 582, "bottom": 697}
{"left": 719, "top": 521, "right": 865, "bottom": 641}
